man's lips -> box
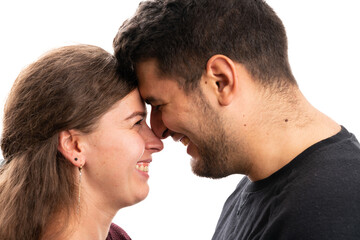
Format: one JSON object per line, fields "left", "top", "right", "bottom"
{"left": 173, "top": 134, "right": 194, "bottom": 157}
{"left": 171, "top": 133, "right": 191, "bottom": 146}
{"left": 180, "top": 136, "right": 190, "bottom": 146}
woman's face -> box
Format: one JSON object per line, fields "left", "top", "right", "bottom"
{"left": 80, "top": 89, "right": 163, "bottom": 209}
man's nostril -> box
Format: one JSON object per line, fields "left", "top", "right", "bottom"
{"left": 162, "top": 129, "right": 169, "bottom": 138}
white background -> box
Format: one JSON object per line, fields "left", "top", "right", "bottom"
{"left": 0, "top": 1, "right": 359, "bottom": 239}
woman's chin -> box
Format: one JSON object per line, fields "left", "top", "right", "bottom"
{"left": 134, "top": 185, "right": 150, "bottom": 204}
{"left": 121, "top": 185, "right": 150, "bottom": 208}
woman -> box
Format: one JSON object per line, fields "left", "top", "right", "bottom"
{"left": 0, "top": 44, "right": 163, "bottom": 240}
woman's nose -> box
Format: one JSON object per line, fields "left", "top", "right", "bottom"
{"left": 143, "top": 123, "right": 164, "bottom": 152}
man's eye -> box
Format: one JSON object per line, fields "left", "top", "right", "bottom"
{"left": 153, "top": 104, "right": 162, "bottom": 111}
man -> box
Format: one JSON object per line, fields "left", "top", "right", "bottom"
{"left": 113, "top": 0, "right": 360, "bottom": 239}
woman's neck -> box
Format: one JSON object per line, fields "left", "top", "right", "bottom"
{"left": 43, "top": 196, "right": 117, "bottom": 240}
{"left": 70, "top": 195, "right": 118, "bottom": 240}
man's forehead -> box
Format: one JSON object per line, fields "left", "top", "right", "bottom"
{"left": 136, "top": 58, "right": 187, "bottom": 101}
{"left": 136, "top": 58, "right": 161, "bottom": 77}
{"left": 136, "top": 60, "right": 163, "bottom": 86}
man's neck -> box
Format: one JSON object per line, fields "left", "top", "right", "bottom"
{"left": 239, "top": 88, "right": 340, "bottom": 181}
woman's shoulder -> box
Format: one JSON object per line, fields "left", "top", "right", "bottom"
{"left": 106, "top": 223, "right": 132, "bottom": 240}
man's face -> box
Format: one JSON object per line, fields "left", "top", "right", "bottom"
{"left": 136, "top": 59, "right": 240, "bottom": 178}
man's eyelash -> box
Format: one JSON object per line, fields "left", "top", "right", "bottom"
{"left": 153, "top": 104, "right": 162, "bottom": 110}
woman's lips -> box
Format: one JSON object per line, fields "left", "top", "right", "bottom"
{"left": 136, "top": 160, "right": 152, "bottom": 172}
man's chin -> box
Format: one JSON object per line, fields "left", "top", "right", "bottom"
{"left": 190, "top": 156, "right": 229, "bottom": 179}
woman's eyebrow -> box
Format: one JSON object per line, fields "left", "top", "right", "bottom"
{"left": 125, "top": 111, "right": 147, "bottom": 121}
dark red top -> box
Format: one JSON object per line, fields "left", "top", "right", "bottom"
{"left": 106, "top": 223, "right": 131, "bottom": 240}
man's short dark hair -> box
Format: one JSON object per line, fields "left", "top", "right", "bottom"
{"left": 113, "top": 0, "right": 297, "bottom": 90}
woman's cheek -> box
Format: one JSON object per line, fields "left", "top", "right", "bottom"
{"left": 125, "top": 133, "right": 146, "bottom": 162}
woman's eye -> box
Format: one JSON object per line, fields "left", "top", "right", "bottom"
{"left": 134, "top": 118, "right": 144, "bottom": 126}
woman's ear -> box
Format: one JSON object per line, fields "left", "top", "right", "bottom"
{"left": 58, "top": 130, "right": 85, "bottom": 167}
{"left": 204, "top": 54, "right": 237, "bottom": 106}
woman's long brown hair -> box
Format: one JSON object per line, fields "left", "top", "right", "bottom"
{"left": 0, "top": 45, "right": 136, "bottom": 239}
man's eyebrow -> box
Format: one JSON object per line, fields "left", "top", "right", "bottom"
{"left": 125, "top": 111, "right": 147, "bottom": 121}
{"left": 144, "top": 96, "right": 159, "bottom": 105}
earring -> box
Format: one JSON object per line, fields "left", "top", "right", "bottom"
{"left": 77, "top": 165, "right": 83, "bottom": 214}
{"left": 75, "top": 157, "right": 78, "bottom": 161}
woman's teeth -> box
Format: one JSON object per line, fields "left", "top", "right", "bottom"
{"left": 180, "top": 136, "right": 190, "bottom": 146}
{"left": 136, "top": 163, "right": 149, "bottom": 172}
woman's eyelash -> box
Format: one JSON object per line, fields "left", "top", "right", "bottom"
{"left": 135, "top": 118, "right": 144, "bottom": 125}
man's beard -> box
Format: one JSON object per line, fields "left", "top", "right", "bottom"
{"left": 191, "top": 126, "right": 232, "bottom": 179}
{"left": 189, "top": 93, "right": 248, "bottom": 179}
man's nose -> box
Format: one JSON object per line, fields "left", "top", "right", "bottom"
{"left": 150, "top": 108, "right": 171, "bottom": 139}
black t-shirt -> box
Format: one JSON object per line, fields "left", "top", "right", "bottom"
{"left": 212, "top": 126, "right": 360, "bottom": 240}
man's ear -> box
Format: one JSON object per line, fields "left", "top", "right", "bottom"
{"left": 58, "top": 130, "right": 85, "bottom": 168}
{"left": 204, "top": 55, "right": 237, "bottom": 106}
